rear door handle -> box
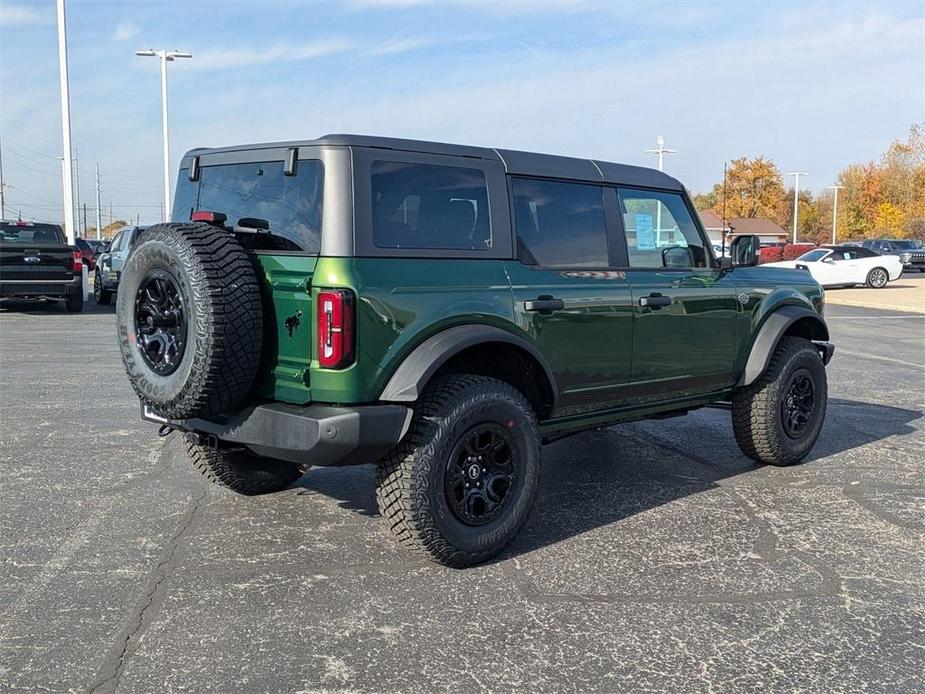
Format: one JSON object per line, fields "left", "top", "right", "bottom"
{"left": 639, "top": 293, "right": 672, "bottom": 308}
{"left": 524, "top": 298, "right": 565, "bottom": 312}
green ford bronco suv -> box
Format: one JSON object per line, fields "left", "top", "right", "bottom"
{"left": 116, "top": 135, "right": 833, "bottom": 567}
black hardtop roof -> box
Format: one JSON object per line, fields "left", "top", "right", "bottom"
{"left": 182, "top": 133, "right": 683, "bottom": 190}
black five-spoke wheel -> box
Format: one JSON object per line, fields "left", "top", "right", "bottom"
{"left": 134, "top": 270, "right": 187, "bottom": 375}
{"left": 781, "top": 368, "right": 816, "bottom": 438}
{"left": 444, "top": 423, "right": 519, "bottom": 526}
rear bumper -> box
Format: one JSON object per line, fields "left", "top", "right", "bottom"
{"left": 142, "top": 401, "right": 413, "bottom": 467}
{"left": 0, "top": 277, "right": 80, "bottom": 298}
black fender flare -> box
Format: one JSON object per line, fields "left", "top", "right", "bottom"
{"left": 738, "top": 305, "right": 830, "bottom": 387}
{"left": 379, "top": 324, "right": 559, "bottom": 405}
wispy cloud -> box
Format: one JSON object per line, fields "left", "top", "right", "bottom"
{"left": 188, "top": 38, "right": 356, "bottom": 71}
{"left": 186, "top": 33, "right": 485, "bottom": 70}
{"left": 113, "top": 21, "right": 140, "bottom": 43}
{"left": 0, "top": 2, "right": 52, "bottom": 26}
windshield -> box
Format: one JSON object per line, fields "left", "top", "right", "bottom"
{"left": 173, "top": 159, "right": 324, "bottom": 253}
{"left": 892, "top": 240, "right": 918, "bottom": 249}
{"left": 0, "top": 222, "right": 65, "bottom": 244}
{"left": 796, "top": 249, "right": 830, "bottom": 262}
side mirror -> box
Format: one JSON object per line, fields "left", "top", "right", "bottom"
{"left": 662, "top": 246, "right": 693, "bottom": 268}
{"left": 729, "top": 235, "right": 760, "bottom": 268}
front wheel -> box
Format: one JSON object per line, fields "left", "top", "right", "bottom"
{"left": 94, "top": 271, "right": 112, "bottom": 305}
{"left": 376, "top": 375, "right": 540, "bottom": 568}
{"left": 732, "top": 336, "right": 827, "bottom": 466}
{"left": 866, "top": 267, "right": 889, "bottom": 288}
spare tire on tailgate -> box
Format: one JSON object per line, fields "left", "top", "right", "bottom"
{"left": 116, "top": 222, "right": 263, "bottom": 420}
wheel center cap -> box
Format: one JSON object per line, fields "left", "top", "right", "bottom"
{"left": 467, "top": 463, "right": 481, "bottom": 480}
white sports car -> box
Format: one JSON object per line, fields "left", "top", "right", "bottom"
{"left": 764, "top": 245, "right": 903, "bottom": 288}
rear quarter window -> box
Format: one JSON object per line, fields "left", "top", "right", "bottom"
{"left": 371, "top": 162, "right": 491, "bottom": 251}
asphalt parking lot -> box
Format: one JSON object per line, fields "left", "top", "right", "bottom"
{"left": 1, "top": 299, "right": 923, "bottom": 693}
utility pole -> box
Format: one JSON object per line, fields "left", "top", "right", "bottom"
{"left": 136, "top": 49, "right": 192, "bottom": 222}
{"left": 82, "top": 203, "right": 87, "bottom": 235}
{"left": 56, "top": 0, "right": 76, "bottom": 244}
{"left": 827, "top": 185, "right": 845, "bottom": 244}
{"left": 645, "top": 135, "right": 677, "bottom": 244}
{"left": 74, "top": 148, "right": 81, "bottom": 233}
{"left": 0, "top": 130, "right": 6, "bottom": 219}
{"left": 785, "top": 171, "right": 808, "bottom": 244}
{"left": 95, "top": 163, "right": 102, "bottom": 240}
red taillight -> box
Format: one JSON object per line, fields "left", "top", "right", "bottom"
{"left": 72, "top": 250, "right": 83, "bottom": 273}
{"left": 317, "top": 289, "right": 354, "bottom": 369}
{"left": 191, "top": 210, "right": 228, "bottom": 225}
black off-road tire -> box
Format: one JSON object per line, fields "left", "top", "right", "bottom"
{"left": 116, "top": 222, "right": 262, "bottom": 419}
{"left": 65, "top": 287, "right": 84, "bottom": 313}
{"left": 732, "top": 336, "right": 827, "bottom": 466}
{"left": 184, "top": 435, "right": 303, "bottom": 495}
{"left": 94, "top": 270, "right": 112, "bottom": 305}
{"left": 865, "top": 267, "right": 889, "bottom": 288}
{"left": 375, "top": 374, "right": 540, "bottom": 568}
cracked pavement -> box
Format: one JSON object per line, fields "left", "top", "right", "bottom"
{"left": 1, "top": 301, "right": 923, "bottom": 692}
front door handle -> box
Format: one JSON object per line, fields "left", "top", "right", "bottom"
{"left": 524, "top": 297, "right": 565, "bottom": 312}
{"left": 639, "top": 293, "right": 672, "bottom": 308}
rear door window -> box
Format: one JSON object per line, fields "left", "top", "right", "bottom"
{"left": 511, "top": 178, "right": 608, "bottom": 267}
{"left": 174, "top": 160, "right": 324, "bottom": 253}
{"left": 371, "top": 162, "right": 490, "bottom": 250}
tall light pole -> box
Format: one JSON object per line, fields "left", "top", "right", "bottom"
{"left": 785, "top": 171, "right": 808, "bottom": 244}
{"left": 136, "top": 49, "right": 192, "bottom": 222}
{"left": 56, "top": 0, "right": 76, "bottom": 243}
{"left": 646, "top": 136, "right": 677, "bottom": 244}
{"left": 827, "top": 185, "right": 844, "bottom": 245}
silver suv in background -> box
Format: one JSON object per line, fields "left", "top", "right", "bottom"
{"left": 94, "top": 226, "right": 146, "bottom": 304}
{"left": 860, "top": 238, "right": 925, "bottom": 272}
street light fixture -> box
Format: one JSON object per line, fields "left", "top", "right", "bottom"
{"left": 56, "top": 0, "right": 76, "bottom": 243}
{"left": 827, "top": 185, "right": 845, "bottom": 245}
{"left": 785, "top": 171, "right": 808, "bottom": 244}
{"left": 136, "top": 49, "right": 192, "bottom": 222}
{"left": 645, "top": 135, "right": 677, "bottom": 244}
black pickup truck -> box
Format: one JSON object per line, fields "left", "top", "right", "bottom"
{"left": 0, "top": 220, "right": 84, "bottom": 312}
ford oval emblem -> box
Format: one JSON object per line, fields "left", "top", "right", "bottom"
{"left": 24, "top": 255, "right": 41, "bottom": 263}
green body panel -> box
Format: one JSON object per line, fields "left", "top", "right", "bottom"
{"left": 729, "top": 265, "right": 825, "bottom": 370}
{"left": 251, "top": 253, "right": 316, "bottom": 403}
{"left": 623, "top": 267, "right": 740, "bottom": 401}
{"left": 307, "top": 257, "right": 515, "bottom": 404}
{"left": 505, "top": 263, "right": 634, "bottom": 415}
{"left": 251, "top": 253, "right": 825, "bottom": 427}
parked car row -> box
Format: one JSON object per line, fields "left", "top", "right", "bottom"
{"left": 94, "top": 226, "right": 146, "bottom": 304}
{"left": 763, "top": 245, "right": 904, "bottom": 288}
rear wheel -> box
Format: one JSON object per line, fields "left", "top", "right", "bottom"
{"left": 376, "top": 375, "right": 540, "bottom": 568}
{"left": 94, "top": 270, "right": 112, "bottom": 305}
{"left": 184, "top": 434, "right": 303, "bottom": 495}
{"left": 732, "top": 336, "right": 827, "bottom": 466}
{"left": 865, "top": 267, "right": 889, "bottom": 288}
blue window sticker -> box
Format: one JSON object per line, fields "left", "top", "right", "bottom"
{"left": 635, "top": 214, "right": 655, "bottom": 250}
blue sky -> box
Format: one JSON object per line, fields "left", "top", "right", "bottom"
{"left": 1, "top": 0, "right": 923, "bottom": 226}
